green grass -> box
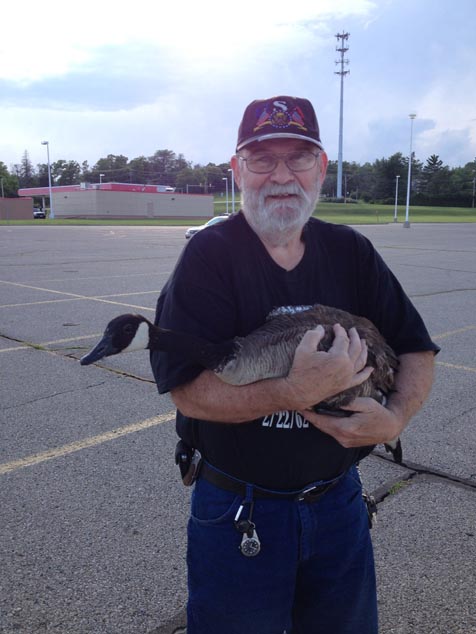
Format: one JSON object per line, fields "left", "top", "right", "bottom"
{"left": 388, "top": 480, "right": 411, "bottom": 496}
{"left": 315, "top": 202, "right": 476, "bottom": 224}
{"left": 2, "top": 200, "right": 475, "bottom": 226}
{"left": 0, "top": 217, "right": 196, "bottom": 226}
{"left": 215, "top": 200, "right": 476, "bottom": 223}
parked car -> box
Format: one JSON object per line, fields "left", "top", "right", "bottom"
{"left": 185, "top": 215, "right": 229, "bottom": 239}
{"left": 33, "top": 207, "right": 46, "bottom": 219}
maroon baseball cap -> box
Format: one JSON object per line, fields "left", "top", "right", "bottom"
{"left": 236, "top": 96, "right": 324, "bottom": 152}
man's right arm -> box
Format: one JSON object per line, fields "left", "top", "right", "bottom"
{"left": 171, "top": 324, "right": 372, "bottom": 423}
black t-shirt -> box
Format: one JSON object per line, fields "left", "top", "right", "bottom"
{"left": 151, "top": 212, "right": 439, "bottom": 490}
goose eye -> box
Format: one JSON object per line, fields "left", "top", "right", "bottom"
{"left": 123, "top": 324, "right": 134, "bottom": 335}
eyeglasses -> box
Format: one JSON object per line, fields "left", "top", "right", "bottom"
{"left": 238, "top": 150, "right": 320, "bottom": 174}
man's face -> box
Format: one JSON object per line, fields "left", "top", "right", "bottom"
{"left": 231, "top": 139, "right": 328, "bottom": 246}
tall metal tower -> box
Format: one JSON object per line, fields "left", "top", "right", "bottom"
{"left": 335, "top": 32, "right": 350, "bottom": 199}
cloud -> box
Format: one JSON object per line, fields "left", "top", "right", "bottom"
{"left": 1, "top": 0, "right": 475, "bottom": 170}
{"left": 0, "top": 44, "right": 175, "bottom": 111}
{"left": 1, "top": 0, "right": 378, "bottom": 80}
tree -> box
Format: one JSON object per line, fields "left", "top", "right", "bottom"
{"left": 174, "top": 153, "right": 190, "bottom": 175}
{"left": 128, "top": 155, "right": 151, "bottom": 183}
{"left": 355, "top": 162, "right": 375, "bottom": 202}
{"left": 81, "top": 161, "right": 92, "bottom": 183}
{"left": 52, "top": 159, "right": 81, "bottom": 185}
{"left": 321, "top": 160, "right": 337, "bottom": 198}
{"left": 420, "top": 154, "right": 451, "bottom": 200}
{"left": 18, "top": 150, "right": 37, "bottom": 188}
{"left": 200, "top": 163, "right": 222, "bottom": 194}
{"left": 0, "top": 161, "right": 19, "bottom": 197}
{"left": 91, "top": 154, "right": 129, "bottom": 183}
{"left": 149, "top": 149, "right": 178, "bottom": 185}
{"left": 36, "top": 163, "right": 50, "bottom": 187}
{"left": 342, "top": 161, "right": 361, "bottom": 200}
{"left": 424, "top": 154, "right": 443, "bottom": 172}
{"left": 371, "top": 153, "right": 407, "bottom": 203}
{"left": 175, "top": 165, "right": 206, "bottom": 192}
{"left": 7, "top": 144, "right": 476, "bottom": 207}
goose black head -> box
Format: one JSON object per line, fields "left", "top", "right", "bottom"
{"left": 80, "top": 314, "right": 153, "bottom": 365}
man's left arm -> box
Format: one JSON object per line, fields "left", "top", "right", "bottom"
{"left": 302, "top": 351, "right": 435, "bottom": 448}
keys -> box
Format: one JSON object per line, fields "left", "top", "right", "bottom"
{"left": 235, "top": 501, "right": 261, "bottom": 557}
{"left": 240, "top": 527, "right": 261, "bottom": 557}
{"left": 363, "top": 492, "right": 378, "bottom": 529}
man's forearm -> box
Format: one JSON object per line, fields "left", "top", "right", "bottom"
{"left": 171, "top": 370, "right": 290, "bottom": 423}
{"left": 386, "top": 351, "right": 436, "bottom": 431}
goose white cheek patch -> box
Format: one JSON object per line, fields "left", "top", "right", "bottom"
{"left": 123, "top": 321, "right": 150, "bottom": 352}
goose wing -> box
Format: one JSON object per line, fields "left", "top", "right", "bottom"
{"left": 217, "top": 305, "right": 398, "bottom": 408}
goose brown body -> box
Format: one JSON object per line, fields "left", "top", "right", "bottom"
{"left": 217, "top": 305, "right": 398, "bottom": 412}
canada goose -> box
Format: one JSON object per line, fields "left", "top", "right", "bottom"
{"left": 80, "top": 305, "right": 402, "bottom": 462}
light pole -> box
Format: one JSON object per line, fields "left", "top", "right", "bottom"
{"left": 41, "top": 141, "right": 54, "bottom": 219}
{"left": 227, "top": 168, "right": 235, "bottom": 214}
{"left": 404, "top": 114, "right": 416, "bottom": 228}
{"left": 222, "top": 177, "right": 229, "bottom": 215}
{"left": 99, "top": 173, "right": 105, "bottom": 185}
{"left": 335, "top": 31, "right": 350, "bottom": 199}
{"left": 1, "top": 177, "right": 4, "bottom": 198}
{"left": 394, "top": 175, "right": 400, "bottom": 222}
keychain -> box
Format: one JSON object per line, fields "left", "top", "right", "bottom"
{"left": 363, "top": 492, "right": 378, "bottom": 529}
{"left": 235, "top": 500, "right": 261, "bottom": 557}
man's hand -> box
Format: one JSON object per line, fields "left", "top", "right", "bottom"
{"left": 282, "top": 323, "right": 374, "bottom": 412}
{"left": 301, "top": 397, "right": 404, "bottom": 448}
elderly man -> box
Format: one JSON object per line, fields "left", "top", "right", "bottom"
{"left": 151, "top": 96, "right": 438, "bottom": 634}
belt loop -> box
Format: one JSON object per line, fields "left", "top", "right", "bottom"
{"left": 244, "top": 483, "right": 254, "bottom": 504}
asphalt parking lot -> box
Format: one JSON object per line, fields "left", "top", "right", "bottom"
{"left": 1, "top": 222, "right": 475, "bottom": 634}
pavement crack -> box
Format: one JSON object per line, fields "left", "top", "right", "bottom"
{"left": 409, "top": 288, "right": 476, "bottom": 298}
{"left": 0, "top": 332, "right": 31, "bottom": 345}
{"left": 380, "top": 245, "right": 476, "bottom": 255}
{"left": 371, "top": 451, "right": 476, "bottom": 502}
{"left": 0, "top": 336, "right": 154, "bottom": 387}
{"left": 1, "top": 382, "right": 107, "bottom": 411}
{"left": 90, "top": 365, "right": 156, "bottom": 384}
{"left": 448, "top": 404, "right": 476, "bottom": 421}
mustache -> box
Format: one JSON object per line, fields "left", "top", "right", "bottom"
{"left": 258, "top": 182, "right": 310, "bottom": 202}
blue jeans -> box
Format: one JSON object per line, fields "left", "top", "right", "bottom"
{"left": 186, "top": 466, "right": 378, "bottom": 634}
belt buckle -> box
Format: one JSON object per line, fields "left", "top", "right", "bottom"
{"left": 297, "top": 483, "right": 327, "bottom": 503}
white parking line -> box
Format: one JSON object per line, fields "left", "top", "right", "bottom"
{"left": 0, "top": 412, "right": 175, "bottom": 476}
{"left": 0, "top": 345, "right": 31, "bottom": 353}
{"left": 436, "top": 361, "right": 476, "bottom": 373}
{"left": 0, "top": 279, "right": 156, "bottom": 312}
{"left": 0, "top": 333, "right": 102, "bottom": 354}
{"left": 1, "top": 298, "right": 84, "bottom": 308}
{"left": 0, "top": 279, "right": 89, "bottom": 299}
{"left": 0, "top": 290, "right": 161, "bottom": 309}
{"left": 432, "top": 325, "right": 476, "bottom": 341}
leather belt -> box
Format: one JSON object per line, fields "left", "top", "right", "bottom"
{"left": 199, "top": 462, "right": 343, "bottom": 503}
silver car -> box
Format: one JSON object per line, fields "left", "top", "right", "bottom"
{"left": 185, "top": 215, "right": 230, "bottom": 239}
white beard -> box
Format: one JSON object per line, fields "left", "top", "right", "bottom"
{"left": 241, "top": 180, "right": 321, "bottom": 247}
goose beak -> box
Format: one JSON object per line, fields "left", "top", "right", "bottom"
{"left": 80, "top": 333, "right": 116, "bottom": 365}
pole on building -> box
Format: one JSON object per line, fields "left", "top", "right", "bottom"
{"left": 41, "top": 141, "right": 54, "bottom": 219}
{"left": 335, "top": 32, "right": 350, "bottom": 200}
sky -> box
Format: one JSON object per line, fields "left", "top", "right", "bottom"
{"left": 1, "top": 0, "right": 476, "bottom": 175}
